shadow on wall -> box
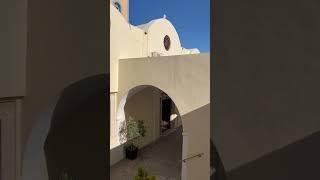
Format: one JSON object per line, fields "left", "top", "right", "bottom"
{"left": 211, "top": 139, "right": 227, "bottom": 180}
{"left": 227, "top": 131, "right": 320, "bottom": 180}
{"left": 213, "top": 0, "right": 320, "bottom": 173}
{"left": 44, "top": 74, "right": 109, "bottom": 180}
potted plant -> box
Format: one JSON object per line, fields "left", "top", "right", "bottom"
{"left": 119, "top": 116, "right": 146, "bottom": 160}
{"left": 134, "top": 166, "right": 156, "bottom": 180}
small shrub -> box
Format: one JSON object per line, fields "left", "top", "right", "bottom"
{"left": 119, "top": 116, "right": 146, "bottom": 149}
{"left": 134, "top": 167, "right": 156, "bottom": 180}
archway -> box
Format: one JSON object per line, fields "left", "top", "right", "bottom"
{"left": 111, "top": 85, "right": 184, "bottom": 179}
{"left": 22, "top": 74, "right": 108, "bottom": 180}
{"left": 115, "top": 53, "right": 210, "bottom": 179}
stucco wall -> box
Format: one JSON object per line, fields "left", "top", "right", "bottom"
{"left": 110, "top": 5, "right": 145, "bottom": 92}
{"left": 138, "top": 19, "right": 183, "bottom": 57}
{"left": 45, "top": 92, "right": 108, "bottom": 180}
{"left": 124, "top": 87, "right": 166, "bottom": 148}
{"left": 0, "top": 0, "right": 27, "bottom": 98}
{"left": 110, "top": 4, "right": 198, "bottom": 92}
{"left": 22, "top": 75, "right": 108, "bottom": 180}
{"left": 180, "top": 104, "right": 210, "bottom": 180}
{"left": 118, "top": 54, "right": 210, "bottom": 179}
{"left": 118, "top": 54, "right": 210, "bottom": 116}
{"left": 214, "top": 0, "right": 320, "bottom": 172}
{"left": 21, "top": 0, "right": 106, "bottom": 172}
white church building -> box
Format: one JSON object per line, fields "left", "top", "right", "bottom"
{"left": 110, "top": 0, "right": 211, "bottom": 179}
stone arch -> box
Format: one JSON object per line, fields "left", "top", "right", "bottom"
{"left": 115, "top": 84, "right": 183, "bottom": 139}
{"left": 116, "top": 54, "right": 210, "bottom": 179}
{"left": 22, "top": 74, "right": 108, "bottom": 180}
{"left": 115, "top": 84, "right": 186, "bottom": 179}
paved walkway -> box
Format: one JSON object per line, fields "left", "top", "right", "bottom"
{"left": 110, "top": 127, "right": 183, "bottom": 180}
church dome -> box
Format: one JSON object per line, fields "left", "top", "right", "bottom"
{"left": 138, "top": 18, "right": 182, "bottom": 56}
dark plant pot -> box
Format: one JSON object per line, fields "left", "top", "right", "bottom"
{"left": 125, "top": 146, "right": 138, "bottom": 160}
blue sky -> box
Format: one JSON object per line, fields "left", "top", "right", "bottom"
{"left": 129, "top": 0, "right": 210, "bottom": 53}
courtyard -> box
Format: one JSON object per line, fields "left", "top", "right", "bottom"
{"left": 110, "top": 127, "right": 183, "bottom": 180}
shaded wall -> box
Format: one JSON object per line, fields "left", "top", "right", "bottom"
{"left": 22, "top": 74, "right": 109, "bottom": 180}
{"left": 45, "top": 92, "right": 108, "bottom": 180}
{"left": 227, "top": 132, "right": 320, "bottom": 180}
{"left": 124, "top": 87, "right": 160, "bottom": 147}
{"left": 124, "top": 86, "right": 182, "bottom": 148}
{"left": 0, "top": 0, "right": 27, "bottom": 97}
{"left": 22, "top": 0, "right": 107, "bottom": 167}
{"left": 214, "top": 0, "right": 320, "bottom": 172}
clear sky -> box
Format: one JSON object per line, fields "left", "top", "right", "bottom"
{"left": 129, "top": 0, "right": 210, "bottom": 53}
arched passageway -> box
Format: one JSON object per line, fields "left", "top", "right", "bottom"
{"left": 115, "top": 85, "right": 182, "bottom": 146}
{"left": 111, "top": 85, "right": 183, "bottom": 179}
{"left": 115, "top": 54, "right": 210, "bottom": 179}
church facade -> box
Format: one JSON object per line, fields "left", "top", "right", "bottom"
{"left": 110, "top": 1, "right": 211, "bottom": 179}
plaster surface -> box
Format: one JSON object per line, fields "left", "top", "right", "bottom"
{"left": 115, "top": 54, "right": 210, "bottom": 179}
{"left": 213, "top": 0, "right": 320, "bottom": 172}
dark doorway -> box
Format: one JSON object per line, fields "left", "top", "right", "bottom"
{"left": 161, "top": 98, "right": 172, "bottom": 132}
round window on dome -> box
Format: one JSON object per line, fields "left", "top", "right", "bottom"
{"left": 164, "top": 35, "right": 171, "bottom": 51}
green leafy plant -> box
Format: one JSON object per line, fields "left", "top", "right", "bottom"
{"left": 119, "top": 116, "right": 146, "bottom": 150}
{"left": 134, "top": 167, "right": 156, "bottom": 180}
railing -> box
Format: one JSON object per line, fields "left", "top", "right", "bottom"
{"left": 182, "top": 152, "right": 204, "bottom": 163}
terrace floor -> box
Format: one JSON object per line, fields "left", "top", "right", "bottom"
{"left": 110, "top": 127, "right": 183, "bottom": 180}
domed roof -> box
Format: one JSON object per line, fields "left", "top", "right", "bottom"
{"left": 137, "top": 18, "right": 173, "bottom": 33}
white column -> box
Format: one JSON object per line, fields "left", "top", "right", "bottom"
{"left": 115, "top": 92, "right": 128, "bottom": 146}
{"left": 110, "top": 93, "right": 119, "bottom": 148}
